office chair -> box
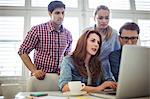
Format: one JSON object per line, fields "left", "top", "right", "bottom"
{"left": 26, "top": 73, "right": 59, "bottom": 91}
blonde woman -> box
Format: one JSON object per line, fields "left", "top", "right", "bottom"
{"left": 85, "top": 5, "right": 120, "bottom": 81}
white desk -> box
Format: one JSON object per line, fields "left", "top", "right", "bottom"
{"left": 15, "top": 91, "right": 149, "bottom": 99}
{"left": 15, "top": 91, "right": 102, "bottom": 99}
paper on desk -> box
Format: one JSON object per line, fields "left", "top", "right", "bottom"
{"left": 76, "top": 97, "right": 95, "bottom": 99}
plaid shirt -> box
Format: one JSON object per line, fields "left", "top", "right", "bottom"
{"left": 18, "top": 20, "right": 72, "bottom": 73}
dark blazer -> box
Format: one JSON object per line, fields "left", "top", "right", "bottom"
{"left": 109, "top": 49, "right": 122, "bottom": 81}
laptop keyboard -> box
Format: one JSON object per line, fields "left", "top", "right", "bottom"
{"left": 96, "top": 89, "right": 116, "bottom": 95}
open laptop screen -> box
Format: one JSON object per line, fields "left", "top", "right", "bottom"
{"left": 90, "top": 45, "right": 150, "bottom": 99}
{"left": 117, "top": 45, "right": 149, "bottom": 98}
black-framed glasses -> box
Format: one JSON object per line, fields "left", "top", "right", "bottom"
{"left": 120, "top": 36, "right": 138, "bottom": 42}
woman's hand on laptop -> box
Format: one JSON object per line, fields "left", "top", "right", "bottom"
{"left": 97, "top": 81, "right": 117, "bottom": 91}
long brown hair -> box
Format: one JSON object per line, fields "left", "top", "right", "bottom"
{"left": 71, "top": 30, "right": 102, "bottom": 83}
{"left": 94, "top": 5, "right": 112, "bottom": 41}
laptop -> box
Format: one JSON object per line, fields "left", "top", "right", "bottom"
{"left": 90, "top": 45, "right": 150, "bottom": 99}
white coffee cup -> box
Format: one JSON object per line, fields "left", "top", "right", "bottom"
{"left": 68, "top": 81, "right": 85, "bottom": 92}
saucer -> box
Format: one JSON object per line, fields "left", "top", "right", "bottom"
{"left": 63, "top": 91, "right": 87, "bottom": 96}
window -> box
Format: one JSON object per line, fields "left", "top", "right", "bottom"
{"left": 32, "top": 0, "right": 78, "bottom": 8}
{"left": 109, "top": 19, "right": 132, "bottom": 32}
{"left": 135, "top": 0, "right": 150, "bottom": 11}
{"left": 138, "top": 20, "right": 150, "bottom": 47}
{"left": 31, "top": 17, "right": 49, "bottom": 26}
{"left": 63, "top": 17, "right": 79, "bottom": 51}
{"left": 0, "top": 0, "right": 25, "bottom": 6}
{"left": 0, "top": 17, "right": 24, "bottom": 76}
{"left": 88, "top": 0, "right": 130, "bottom": 10}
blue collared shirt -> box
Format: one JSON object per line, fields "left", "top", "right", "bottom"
{"left": 99, "top": 29, "right": 120, "bottom": 81}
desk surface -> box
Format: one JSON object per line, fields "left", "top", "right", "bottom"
{"left": 15, "top": 91, "right": 102, "bottom": 99}
{"left": 15, "top": 91, "right": 150, "bottom": 99}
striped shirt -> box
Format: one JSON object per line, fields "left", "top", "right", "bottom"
{"left": 18, "top": 20, "right": 72, "bottom": 73}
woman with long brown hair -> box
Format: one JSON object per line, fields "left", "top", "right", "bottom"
{"left": 58, "top": 30, "right": 117, "bottom": 92}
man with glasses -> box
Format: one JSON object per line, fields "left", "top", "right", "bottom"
{"left": 109, "top": 22, "right": 140, "bottom": 81}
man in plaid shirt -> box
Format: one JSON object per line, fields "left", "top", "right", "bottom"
{"left": 18, "top": 1, "right": 72, "bottom": 80}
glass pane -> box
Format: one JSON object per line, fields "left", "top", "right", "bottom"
{"left": 32, "top": 0, "right": 78, "bottom": 8}
{"left": 138, "top": 20, "right": 150, "bottom": 47}
{"left": 63, "top": 17, "right": 79, "bottom": 51}
{"left": 110, "top": 19, "right": 132, "bottom": 33}
{"left": 88, "top": 0, "right": 130, "bottom": 10}
{"left": 0, "top": 17, "right": 24, "bottom": 40}
{"left": 63, "top": 17, "right": 79, "bottom": 40}
{"left": 31, "top": 17, "right": 50, "bottom": 27}
{"left": 0, "top": 42, "right": 22, "bottom": 76}
{"left": 0, "top": 0, "right": 25, "bottom": 6}
{"left": 135, "top": 0, "right": 150, "bottom": 11}
{"left": 90, "top": 17, "right": 132, "bottom": 33}
{"left": 0, "top": 17, "right": 24, "bottom": 76}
